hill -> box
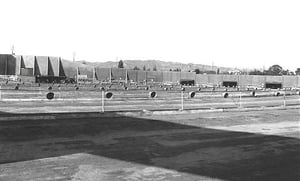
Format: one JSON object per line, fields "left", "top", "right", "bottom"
{"left": 77, "top": 59, "right": 241, "bottom": 73}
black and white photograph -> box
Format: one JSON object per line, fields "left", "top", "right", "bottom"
{"left": 0, "top": 0, "right": 299, "bottom": 180}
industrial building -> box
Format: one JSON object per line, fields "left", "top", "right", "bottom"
{"left": 1, "top": 54, "right": 300, "bottom": 88}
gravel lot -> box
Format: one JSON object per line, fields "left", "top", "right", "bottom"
{"left": 0, "top": 108, "right": 299, "bottom": 181}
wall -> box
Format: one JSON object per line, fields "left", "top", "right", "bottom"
{"left": 127, "top": 70, "right": 138, "bottom": 82}
{"left": 265, "top": 76, "right": 283, "bottom": 83}
{"left": 162, "top": 71, "right": 172, "bottom": 82}
{"left": 21, "top": 55, "right": 35, "bottom": 68}
{"left": 180, "top": 72, "right": 196, "bottom": 80}
{"left": 137, "top": 70, "right": 146, "bottom": 83}
{"left": 0, "top": 54, "right": 8, "bottom": 75}
{"left": 171, "top": 72, "right": 181, "bottom": 83}
{"left": 111, "top": 68, "right": 126, "bottom": 81}
{"left": 35, "top": 56, "right": 48, "bottom": 76}
{"left": 207, "top": 75, "right": 223, "bottom": 86}
{"left": 195, "top": 74, "right": 208, "bottom": 85}
{"left": 222, "top": 75, "right": 238, "bottom": 82}
{"left": 60, "top": 59, "right": 77, "bottom": 78}
{"left": 48, "top": 57, "right": 60, "bottom": 76}
{"left": 239, "top": 75, "right": 253, "bottom": 88}
{"left": 251, "top": 75, "right": 265, "bottom": 87}
{"left": 95, "top": 68, "right": 110, "bottom": 81}
{"left": 79, "top": 66, "right": 94, "bottom": 78}
{"left": 0, "top": 55, "right": 17, "bottom": 75}
{"left": 146, "top": 71, "right": 163, "bottom": 82}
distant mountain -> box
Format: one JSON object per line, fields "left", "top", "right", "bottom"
{"left": 77, "top": 60, "right": 242, "bottom": 73}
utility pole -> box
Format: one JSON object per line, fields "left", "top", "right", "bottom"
{"left": 73, "top": 51, "right": 76, "bottom": 63}
{"left": 11, "top": 45, "right": 15, "bottom": 55}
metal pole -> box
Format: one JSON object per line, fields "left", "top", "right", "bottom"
{"left": 76, "top": 67, "right": 79, "bottom": 83}
{"left": 283, "top": 90, "right": 286, "bottom": 108}
{"left": 125, "top": 69, "right": 128, "bottom": 84}
{"left": 101, "top": 90, "right": 105, "bottom": 112}
{"left": 109, "top": 68, "right": 112, "bottom": 83}
{"left": 181, "top": 91, "right": 184, "bottom": 110}
{"left": 0, "top": 85, "right": 2, "bottom": 100}
{"left": 145, "top": 71, "right": 147, "bottom": 86}
{"left": 239, "top": 91, "right": 242, "bottom": 108}
{"left": 92, "top": 67, "right": 95, "bottom": 83}
{"left": 58, "top": 87, "right": 61, "bottom": 99}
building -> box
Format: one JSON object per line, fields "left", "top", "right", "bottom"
{"left": 0, "top": 54, "right": 300, "bottom": 88}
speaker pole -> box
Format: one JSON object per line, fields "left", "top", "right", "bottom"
{"left": 239, "top": 91, "right": 242, "bottom": 109}
{"left": 181, "top": 91, "right": 184, "bottom": 111}
{"left": 92, "top": 66, "right": 95, "bottom": 83}
{"left": 101, "top": 90, "right": 105, "bottom": 112}
{"left": 283, "top": 90, "right": 286, "bottom": 108}
{"left": 125, "top": 69, "right": 128, "bottom": 84}
{"left": 58, "top": 86, "right": 61, "bottom": 99}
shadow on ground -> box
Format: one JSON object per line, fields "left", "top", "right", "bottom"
{"left": 0, "top": 111, "right": 299, "bottom": 181}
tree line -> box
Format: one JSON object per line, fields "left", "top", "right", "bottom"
{"left": 118, "top": 60, "right": 299, "bottom": 75}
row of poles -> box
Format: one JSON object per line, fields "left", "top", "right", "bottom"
{"left": 0, "top": 85, "right": 295, "bottom": 112}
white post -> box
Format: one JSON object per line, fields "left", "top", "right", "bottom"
{"left": 283, "top": 90, "right": 286, "bottom": 108}
{"left": 125, "top": 69, "right": 128, "bottom": 84}
{"left": 239, "top": 91, "right": 242, "bottom": 108}
{"left": 181, "top": 91, "right": 184, "bottom": 110}
{"left": 101, "top": 90, "right": 105, "bottom": 112}
{"left": 92, "top": 67, "right": 95, "bottom": 83}
{"left": 109, "top": 68, "right": 112, "bottom": 83}
{"left": 76, "top": 67, "right": 79, "bottom": 83}
{"left": 0, "top": 85, "right": 2, "bottom": 100}
{"left": 58, "top": 87, "right": 61, "bottom": 99}
{"left": 58, "top": 57, "right": 60, "bottom": 77}
{"left": 5, "top": 56, "right": 8, "bottom": 75}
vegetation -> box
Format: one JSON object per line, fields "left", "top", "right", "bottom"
{"left": 193, "top": 68, "right": 216, "bottom": 74}
{"left": 118, "top": 60, "right": 124, "bottom": 68}
{"left": 133, "top": 66, "right": 140, "bottom": 70}
{"left": 296, "top": 68, "right": 300, "bottom": 75}
{"left": 173, "top": 68, "right": 181, "bottom": 72}
{"left": 194, "top": 68, "right": 200, "bottom": 74}
{"left": 153, "top": 65, "right": 157, "bottom": 71}
{"left": 249, "top": 64, "right": 295, "bottom": 76}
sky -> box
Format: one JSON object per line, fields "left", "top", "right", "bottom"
{"left": 0, "top": 0, "right": 299, "bottom": 71}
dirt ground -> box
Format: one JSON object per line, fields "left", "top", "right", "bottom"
{"left": 0, "top": 108, "right": 299, "bottom": 181}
